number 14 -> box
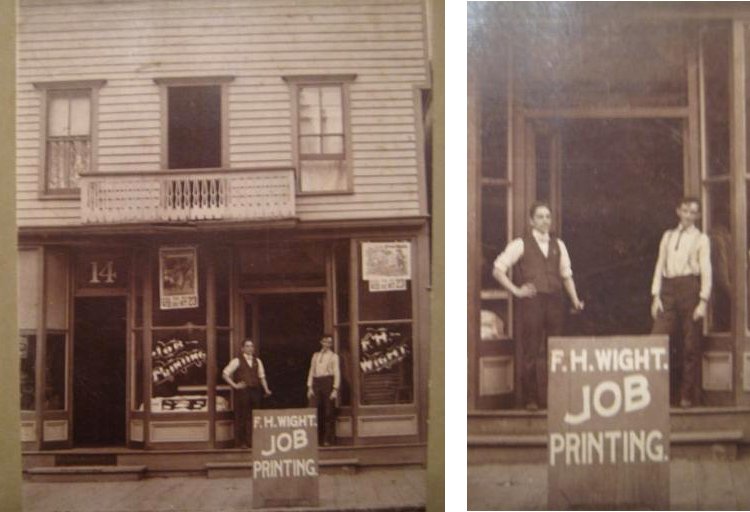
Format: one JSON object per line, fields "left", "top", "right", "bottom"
{"left": 89, "top": 260, "right": 117, "bottom": 284}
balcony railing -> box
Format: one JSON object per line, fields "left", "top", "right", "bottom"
{"left": 80, "top": 168, "right": 295, "bottom": 224}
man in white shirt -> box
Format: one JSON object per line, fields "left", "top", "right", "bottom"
{"left": 306, "top": 335, "right": 340, "bottom": 446}
{"left": 222, "top": 339, "right": 272, "bottom": 448}
{"left": 651, "top": 197, "right": 712, "bottom": 408}
{"left": 493, "top": 202, "right": 584, "bottom": 410}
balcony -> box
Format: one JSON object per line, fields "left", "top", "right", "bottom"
{"left": 80, "top": 167, "right": 296, "bottom": 224}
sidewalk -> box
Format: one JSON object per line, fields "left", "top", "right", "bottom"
{"left": 22, "top": 467, "right": 426, "bottom": 512}
{"left": 469, "top": 458, "right": 750, "bottom": 510}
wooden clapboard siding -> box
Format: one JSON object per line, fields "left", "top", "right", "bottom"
{"left": 16, "top": 0, "right": 428, "bottom": 227}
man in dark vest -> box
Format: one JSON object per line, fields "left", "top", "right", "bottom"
{"left": 493, "top": 201, "right": 585, "bottom": 410}
{"left": 222, "top": 339, "right": 272, "bottom": 448}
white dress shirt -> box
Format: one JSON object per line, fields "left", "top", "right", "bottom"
{"left": 493, "top": 229, "right": 574, "bottom": 279}
{"left": 223, "top": 354, "right": 266, "bottom": 380}
{"left": 651, "top": 224, "right": 712, "bottom": 301}
{"left": 307, "top": 350, "right": 341, "bottom": 389}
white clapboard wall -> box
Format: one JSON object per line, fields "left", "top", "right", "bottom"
{"left": 16, "top": 0, "right": 429, "bottom": 227}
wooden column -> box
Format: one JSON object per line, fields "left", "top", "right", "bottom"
{"left": 730, "top": 20, "right": 748, "bottom": 405}
{"left": 206, "top": 247, "right": 217, "bottom": 446}
{"left": 467, "top": 52, "right": 481, "bottom": 410}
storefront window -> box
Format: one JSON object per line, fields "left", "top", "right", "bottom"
{"left": 152, "top": 246, "right": 207, "bottom": 327}
{"left": 705, "top": 182, "right": 732, "bottom": 333}
{"left": 357, "top": 240, "right": 414, "bottom": 406}
{"left": 336, "top": 325, "right": 351, "bottom": 406}
{"left": 44, "top": 333, "right": 66, "bottom": 410}
{"left": 20, "top": 334, "right": 36, "bottom": 411}
{"left": 150, "top": 329, "right": 208, "bottom": 413}
{"left": 239, "top": 242, "right": 326, "bottom": 289}
{"left": 132, "top": 330, "right": 143, "bottom": 411}
{"left": 359, "top": 324, "right": 413, "bottom": 405}
{"left": 215, "top": 248, "right": 231, "bottom": 328}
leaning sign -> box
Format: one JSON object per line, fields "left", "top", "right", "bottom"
{"left": 548, "top": 335, "right": 670, "bottom": 510}
{"left": 252, "top": 408, "right": 319, "bottom": 509}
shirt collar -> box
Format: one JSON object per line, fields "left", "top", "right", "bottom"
{"left": 674, "top": 224, "right": 698, "bottom": 234}
{"left": 532, "top": 229, "right": 550, "bottom": 243}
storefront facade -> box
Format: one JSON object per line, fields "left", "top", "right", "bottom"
{"left": 469, "top": 4, "right": 750, "bottom": 459}
{"left": 16, "top": 0, "right": 431, "bottom": 468}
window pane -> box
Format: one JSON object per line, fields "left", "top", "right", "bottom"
{"left": 322, "top": 135, "right": 344, "bottom": 154}
{"left": 300, "top": 160, "right": 346, "bottom": 192}
{"left": 299, "top": 87, "right": 321, "bottom": 135}
{"left": 216, "top": 329, "right": 232, "bottom": 411}
{"left": 20, "top": 334, "right": 36, "bottom": 411}
{"left": 358, "top": 241, "right": 413, "bottom": 322}
{"left": 44, "top": 333, "right": 66, "bottom": 411}
{"left": 168, "top": 85, "right": 221, "bottom": 169}
{"left": 18, "top": 250, "right": 40, "bottom": 330}
{"left": 45, "top": 250, "right": 68, "bottom": 330}
{"left": 703, "top": 24, "right": 731, "bottom": 177}
{"left": 705, "top": 181, "right": 731, "bottom": 333}
{"left": 481, "top": 185, "right": 508, "bottom": 290}
{"left": 69, "top": 95, "right": 90, "bottom": 136}
{"left": 48, "top": 96, "right": 70, "bottom": 137}
{"left": 359, "top": 324, "right": 413, "bottom": 405}
{"left": 300, "top": 135, "right": 321, "bottom": 154}
{"left": 151, "top": 329, "right": 208, "bottom": 412}
{"left": 46, "top": 139, "right": 89, "bottom": 191}
{"left": 320, "top": 86, "right": 343, "bottom": 134}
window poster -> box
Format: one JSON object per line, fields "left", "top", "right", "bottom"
{"left": 361, "top": 241, "right": 411, "bottom": 292}
{"left": 159, "top": 246, "right": 199, "bottom": 310}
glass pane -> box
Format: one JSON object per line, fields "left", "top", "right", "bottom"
{"left": 359, "top": 323, "right": 413, "bottom": 405}
{"left": 481, "top": 185, "right": 508, "bottom": 290}
{"left": 48, "top": 95, "right": 70, "bottom": 137}
{"left": 335, "top": 242, "right": 350, "bottom": 324}
{"left": 480, "top": 301, "right": 509, "bottom": 341}
{"left": 151, "top": 329, "right": 208, "bottom": 412}
{"left": 216, "top": 329, "right": 232, "bottom": 411}
{"left": 152, "top": 247, "right": 207, "bottom": 327}
{"left": 68, "top": 139, "right": 88, "bottom": 187}
{"left": 336, "top": 325, "right": 351, "bottom": 406}
{"left": 44, "top": 333, "right": 66, "bottom": 411}
{"left": 479, "top": 55, "right": 507, "bottom": 180}
{"left": 299, "top": 87, "right": 321, "bottom": 135}
{"left": 69, "top": 95, "right": 90, "bottom": 136}
{"left": 18, "top": 250, "right": 40, "bottom": 330}
{"left": 704, "top": 24, "right": 731, "bottom": 177}
{"left": 320, "top": 86, "right": 343, "bottom": 134}
{"left": 706, "top": 181, "right": 732, "bottom": 333}
{"left": 300, "top": 160, "right": 346, "bottom": 192}
{"left": 45, "top": 250, "right": 68, "bottom": 330}
{"left": 215, "top": 248, "right": 230, "bottom": 327}
{"left": 131, "top": 330, "right": 143, "bottom": 411}
{"left": 322, "top": 135, "right": 344, "bottom": 154}
{"left": 239, "top": 242, "right": 326, "bottom": 288}
{"left": 358, "top": 241, "right": 412, "bottom": 321}
{"left": 168, "top": 85, "right": 221, "bottom": 169}
{"left": 20, "top": 334, "right": 36, "bottom": 411}
{"left": 300, "top": 135, "right": 321, "bottom": 154}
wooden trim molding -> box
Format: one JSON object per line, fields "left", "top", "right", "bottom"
{"left": 33, "top": 80, "right": 106, "bottom": 90}
{"left": 153, "top": 76, "right": 235, "bottom": 85}
{"left": 282, "top": 74, "right": 357, "bottom": 83}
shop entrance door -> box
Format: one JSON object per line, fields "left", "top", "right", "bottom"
{"left": 73, "top": 297, "right": 127, "bottom": 446}
{"left": 531, "top": 118, "right": 685, "bottom": 336}
{"left": 244, "top": 293, "right": 326, "bottom": 409}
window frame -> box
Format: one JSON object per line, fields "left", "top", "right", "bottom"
{"left": 153, "top": 76, "right": 234, "bottom": 172}
{"left": 33, "top": 80, "right": 105, "bottom": 200}
{"left": 284, "top": 74, "right": 356, "bottom": 196}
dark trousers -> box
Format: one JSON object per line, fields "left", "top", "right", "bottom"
{"left": 235, "top": 386, "right": 262, "bottom": 447}
{"left": 309, "top": 376, "right": 336, "bottom": 445}
{"left": 652, "top": 276, "right": 701, "bottom": 403}
{"left": 521, "top": 292, "right": 564, "bottom": 406}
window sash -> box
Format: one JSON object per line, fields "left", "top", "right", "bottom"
{"left": 45, "top": 91, "right": 91, "bottom": 192}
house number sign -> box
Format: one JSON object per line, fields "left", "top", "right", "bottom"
{"left": 76, "top": 255, "right": 128, "bottom": 289}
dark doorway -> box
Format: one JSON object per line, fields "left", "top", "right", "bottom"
{"left": 544, "top": 119, "right": 684, "bottom": 335}
{"left": 246, "top": 293, "right": 324, "bottom": 409}
{"left": 73, "top": 297, "right": 127, "bottom": 446}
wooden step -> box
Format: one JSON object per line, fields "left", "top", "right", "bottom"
{"left": 468, "top": 430, "right": 745, "bottom": 464}
{"left": 206, "top": 458, "right": 360, "bottom": 478}
{"left": 26, "top": 465, "right": 147, "bottom": 483}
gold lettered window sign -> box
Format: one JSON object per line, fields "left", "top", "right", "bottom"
{"left": 76, "top": 253, "right": 129, "bottom": 290}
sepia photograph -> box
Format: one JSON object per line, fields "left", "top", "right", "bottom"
{"left": 468, "top": 2, "right": 750, "bottom": 510}
{"left": 11, "top": 0, "right": 441, "bottom": 510}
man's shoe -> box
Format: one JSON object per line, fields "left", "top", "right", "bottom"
{"left": 680, "top": 399, "right": 692, "bottom": 408}
{"left": 525, "top": 402, "right": 539, "bottom": 411}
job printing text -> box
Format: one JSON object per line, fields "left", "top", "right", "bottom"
{"left": 549, "top": 429, "right": 667, "bottom": 466}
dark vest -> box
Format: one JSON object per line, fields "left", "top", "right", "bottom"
{"left": 237, "top": 355, "right": 261, "bottom": 388}
{"left": 518, "top": 233, "right": 563, "bottom": 294}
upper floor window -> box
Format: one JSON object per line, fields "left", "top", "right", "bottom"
{"left": 155, "top": 76, "right": 233, "bottom": 170}
{"left": 285, "top": 75, "right": 355, "bottom": 194}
